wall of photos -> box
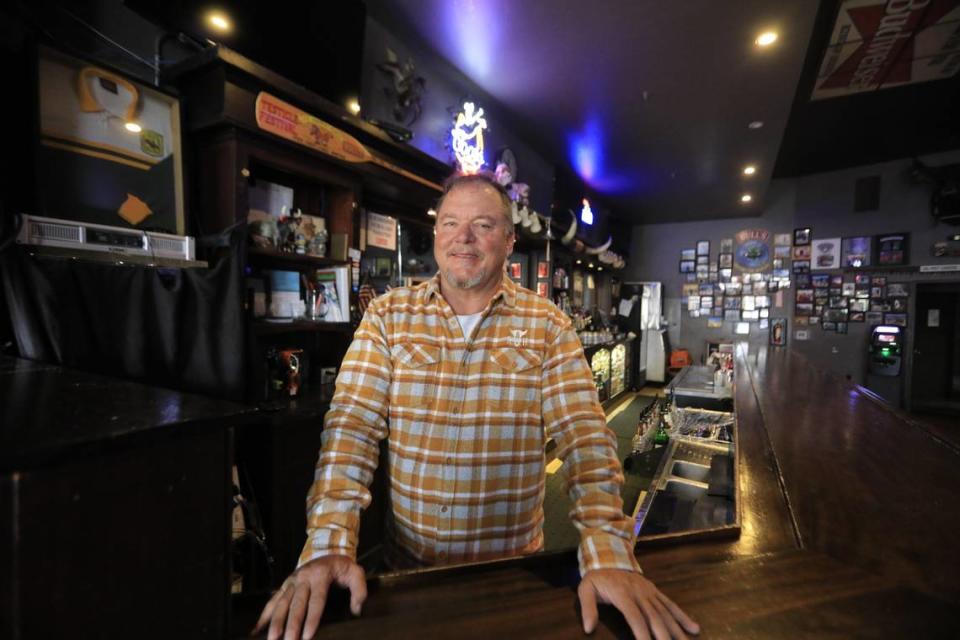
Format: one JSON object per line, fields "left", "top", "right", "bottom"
{"left": 625, "top": 150, "right": 960, "bottom": 388}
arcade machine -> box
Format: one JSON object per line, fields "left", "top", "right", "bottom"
{"left": 865, "top": 325, "right": 904, "bottom": 407}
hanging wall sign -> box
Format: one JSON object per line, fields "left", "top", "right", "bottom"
{"left": 366, "top": 212, "right": 397, "bottom": 251}
{"left": 255, "top": 92, "right": 441, "bottom": 191}
{"left": 734, "top": 229, "right": 771, "bottom": 272}
{"left": 812, "top": 0, "right": 960, "bottom": 100}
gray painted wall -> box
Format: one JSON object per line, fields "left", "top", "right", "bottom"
{"left": 625, "top": 150, "right": 960, "bottom": 403}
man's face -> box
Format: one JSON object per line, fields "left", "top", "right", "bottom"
{"left": 434, "top": 182, "right": 515, "bottom": 292}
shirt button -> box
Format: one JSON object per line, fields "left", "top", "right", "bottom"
{"left": 441, "top": 505, "right": 448, "bottom": 513}
{"left": 445, "top": 456, "right": 452, "bottom": 464}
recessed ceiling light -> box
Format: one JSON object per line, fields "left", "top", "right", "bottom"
{"left": 741, "top": 194, "right": 753, "bottom": 203}
{"left": 206, "top": 11, "right": 232, "bottom": 33}
{"left": 124, "top": 121, "right": 142, "bottom": 133}
{"left": 743, "top": 165, "right": 757, "bottom": 176}
{"left": 748, "top": 120, "right": 764, "bottom": 130}
{"left": 346, "top": 98, "right": 361, "bottom": 115}
{"left": 755, "top": 31, "right": 778, "bottom": 47}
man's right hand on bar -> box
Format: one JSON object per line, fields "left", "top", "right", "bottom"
{"left": 253, "top": 555, "right": 367, "bottom": 640}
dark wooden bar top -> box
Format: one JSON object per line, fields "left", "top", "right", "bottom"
{"left": 0, "top": 355, "right": 257, "bottom": 471}
{"left": 235, "top": 343, "right": 960, "bottom": 639}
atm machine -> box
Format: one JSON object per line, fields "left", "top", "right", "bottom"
{"left": 865, "top": 325, "right": 904, "bottom": 406}
{"left": 869, "top": 325, "right": 904, "bottom": 376}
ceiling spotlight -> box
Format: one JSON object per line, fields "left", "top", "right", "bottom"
{"left": 755, "top": 31, "right": 778, "bottom": 47}
{"left": 576, "top": 259, "right": 582, "bottom": 264}
{"left": 346, "top": 98, "right": 361, "bottom": 115}
{"left": 427, "top": 208, "right": 436, "bottom": 217}
{"left": 741, "top": 194, "right": 753, "bottom": 203}
{"left": 597, "top": 266, "right": 603, "bottom": 271}
{"left": 124, "top": 121, "right": 142, "bottom": 133}
{"left": 748, "top": 120, "right": 764, "bottom": 130}
{"left": 205, "top": 11, "right": 232, "bottom": 33}
{"left": 743, "top": 165, "right": 757, "bottom": 176}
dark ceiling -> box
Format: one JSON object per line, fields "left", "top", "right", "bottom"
{"left": 369, "top": 0, "right": 960, "bottom": 225}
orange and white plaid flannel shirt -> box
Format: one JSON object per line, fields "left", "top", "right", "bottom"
{"left": 299, "top": 273, "right": 641, "bottom": 576}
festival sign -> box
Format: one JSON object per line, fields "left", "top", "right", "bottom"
{"left": 254, "top": 92, "right": 441, "bottom": 191}
{"left": 812, "top": 0, "right": 960, "bottom": 100}
{"left": 734, "top": 229, "right": 772, "bottom": 272}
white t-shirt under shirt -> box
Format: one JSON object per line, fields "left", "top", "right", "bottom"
{"left": 456, "top": 312, "right": 483, "bottom": 341}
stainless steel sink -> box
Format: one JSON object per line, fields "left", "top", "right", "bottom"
{"left": 670, "top": 460, "right": 711, "bottom": 482}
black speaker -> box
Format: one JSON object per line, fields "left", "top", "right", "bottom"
{"left": 854, "top": 175, "right": 881, "bottom": 212}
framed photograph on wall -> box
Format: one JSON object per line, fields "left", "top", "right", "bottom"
{"left": 720, "top": 238, "right": 734, "bottom": 253}
{"left": 770, "top": 318, "right": 787, "bottom": 345}
{"left": 774, "top": 233, "right": 792, "bottom": 246}
{"left": 537, "top": 261, "right": 549, "bottom": 279}
{"left": 697, "top": 240, "right": 711, "bottom": 256}
{"left": 812, "top": 237, "right": 841, "bottom": 269}
{"left": 877, "top": 233, "right": 909, "bottom": 265}
{"left": 793, "top": 245, "right": 812, "bottom": 260}
{"left": 884, "top": 312, "right": 907, "bottom": 326}
{"left": 719, "top": 253, "right": 733, "bottom": 268}
{"left": 794, "top": 228, "right": 811, "bottom": 246}
{"left": 681, "top": 248, "right": 696, "bottom": 260}
{"left": 841, "top": 236, "right": 872, "bottom": 267}
{"left": 679, "top": 260, "right": 695, "bottom": 273}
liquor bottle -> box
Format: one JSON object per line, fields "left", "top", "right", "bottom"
{"left": 654, "top": 414, "right": 670, "bottom": 447}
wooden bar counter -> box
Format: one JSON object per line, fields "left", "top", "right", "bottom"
{"left": 235, "top": 343, "right": 960, "bottom": 639}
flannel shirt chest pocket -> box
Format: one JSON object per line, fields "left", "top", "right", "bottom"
{"left": 390, "top": 343, "right": 441, "bottom": 409}
{"left": 487, "top": 348, "right": 543, "bottom": 413}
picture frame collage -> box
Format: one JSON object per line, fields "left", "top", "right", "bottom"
{"left": 680, "top": 233, "right": 792, "bottom": 334}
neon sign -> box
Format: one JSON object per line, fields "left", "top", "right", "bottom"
{"left": 580, "top": 198, "right": 594, "bottom": 226}
{"left": 451, "top": 101, "right": 487, "bottom": 174}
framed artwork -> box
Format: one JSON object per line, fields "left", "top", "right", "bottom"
{"left": 719, "top": 253, "right": 733, "bottom": 268}
{"left": 796, "top": 289, "right": 814, "bottom": 303}
{"left": 792, "top": 260, "right": 810, "bottom": 273}
{"left": 755, "top": 295, "right": 771, "bottom": 308}
{"left": 37, "top": 45, "right": 186, "bottom": 234}
{"left": 770, "top": 318, "right": 787, "bottom": 345}
{"left": 842, "top": 236, "right": 872, "bottom": 267}
{"left": 696, "top": 266, "right": 709, "bottom": 280}
{"left": 742, "top": 309, "right": 760, "bottom": 321}
{"left": 865, "top": 311, "right": 883, "bottom": 325}
{"left": 891, "top": 297, "right": 908, "bottom": 311}
{"left": 734, "top": 229, "right": 772, "bottom": 272}
{"left": 760, "top": 307, "right": 770, "bottom": 318}
{"left": 884, "top": 312, "right": 907, "bottom": 327}
{"left": 707, "top": 316, "right": 723, "bottom": 329}
{"left": 842, "top": 282, "right": 856, "bottom": 296}
{"left": 812, "top": 237, "right": 841, "bottom": 270}
{"left": 795, "top": 273, "right": 812, "bottom": 288}
{"left": 724, "top": 309, "right": 741, "bottom": 322}
{"left": 830, "top": 274, "right": 844, "bottom": 286}
{"left": 793, "top": 245, "right": 812, "bottom": 260}
{"left": 887, "top": 283, "right": 909, "bottom": 297}
{"left": 724, "top": 297, "right": 742, "bottom": 310}
{"left": 774, "top": 233, "right": 792, "bottom": 246}
{"left": 822, "top": 321, "right": 837, "bottom": 331}
{"left": 808, "top": 316, "right": 820, "bottom": 324}
{"left": 754, "top": 281, "right": 768, "bottom": 295}
{"left": 735, "top": 322, "right": 751, "bottom": 335}
{"left": 829, "top": 296, "right": 848, "bottom": 308}
{"left": 796, "top": 303, "right": 814, "bottom": 316}
{"left": 536, "top": 281, "right": 549, "bottom": 297}
{"left": 812, "top": 274, "right": 830, "bottom": 288}
{"left": 510, "top": 261, "right": 523, "bottom": 279}
{"left": 794, "top": 228, "right": 811, "bottom": 246}
{"left": 854, "top": 274, "right": 871, "bottom": 286}
{"left": 701, "top": 296, "right": 714, "bottom": 309}
{"left": 849, "top": 311, "right": 865, "bottom": 322}
{"left": 873, "top": 276, "right": 887, "bottom": 286}
{"left": 850, "top": 299, "right": 869, "bottom": 312}
{"left": 825, "top": 308, "right": 848, "bottom": 322}
{"left": 720, "top": 238, "right": 734, "bottom": 253}
{"left": 720, "top": 268, "right": 733, "bottom": 280}
{"left": 679, "top": 260, "right": 696, "bottom": 273}
{"left": 772, "top": 258, "right": 784, "bottom": 270}
{"left": 774, "top": 245, "right": 792, "bottom": 258}
{"left": 794, "top": 315, "right": 810, "bottom": 326}
{"left": 877, "top": 233, "right": 909, "bottom": 266}
{"left": 697, "top": 240, "right": 711, "bottom": 255}
{"left": 836, "top": 322, "right": 848, "bottom": 334}
{"left": 537, "top": 261, "right": 549, "bottom": 279}
{"left": 681, "top": 248, "right": 696, "bottom": 260}
{"left": 699, "top": 283, "right": 714, "bottom": 295}
{"left": 697, "top": 255, "right": 710, "bottom": 266}
{"left": 742, "top": 295, "right": 756, "bottom": 311}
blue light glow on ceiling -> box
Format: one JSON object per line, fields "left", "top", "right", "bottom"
{"left": 568, "top": 115, "right": 644, "bottom": 194}
{"left": 442, "top": 1, "right": 502, "bottom": 81}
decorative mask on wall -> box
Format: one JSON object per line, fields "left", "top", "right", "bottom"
{"left": 376, "top": 48, "right": 426, "bottom": 126}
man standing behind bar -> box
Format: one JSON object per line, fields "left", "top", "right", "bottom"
{"left": 256, "top": 173, "right": 700, "bottom": 640}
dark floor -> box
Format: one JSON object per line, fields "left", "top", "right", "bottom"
{"left": 907, "top": 410, "right": 960, "bottom": 451}
{"left": 542, "top": 393, "right": 656, "bottom": 551}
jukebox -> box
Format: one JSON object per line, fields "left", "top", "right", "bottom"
{"left": 868, "top": 325, "right": 903, "bottom": 377}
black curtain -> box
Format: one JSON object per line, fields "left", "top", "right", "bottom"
{"left": 0, "top": 225, "right": 246, "bottom": 401}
